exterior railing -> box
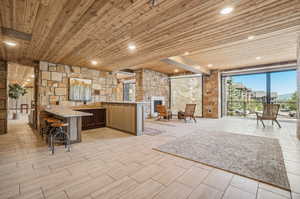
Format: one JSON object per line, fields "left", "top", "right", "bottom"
{"left": 226, "top": 100, "right": 297, "bottom": 119}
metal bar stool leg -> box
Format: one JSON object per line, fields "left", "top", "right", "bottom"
{"left": 50, "top": 122, "right": 70, "bottom": 155}
{"left": 50, "top": 129, "right": 55, "bottom": 155}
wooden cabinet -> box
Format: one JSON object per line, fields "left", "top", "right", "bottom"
{"left": 105, "top": 103, "right": 136, "bottom": 134}
{"left": 75, "top": 109, "right": 106, "bottom": 130}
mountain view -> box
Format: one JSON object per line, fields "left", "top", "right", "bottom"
{"left": 278, "top": 93, "right": 294, "bottom": 101}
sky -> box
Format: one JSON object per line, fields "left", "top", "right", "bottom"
{"left": 232, "top": 70, "right": 296, "bottom": 95}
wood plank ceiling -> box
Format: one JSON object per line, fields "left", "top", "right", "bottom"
{"left": 186, "top": 28, "right": 300, "bottom": 70}
{"left": 0, "top": 0, "right": 300, "bottom": 72}
{"left": 131, "top": 61, "right": 187, "bottom": 75}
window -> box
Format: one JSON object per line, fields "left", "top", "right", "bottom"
{"left": 222, "top": 69, "right": 296, "bottom": 119}
{"left": 123, "top": 82, "right": 135, "bottom": 101}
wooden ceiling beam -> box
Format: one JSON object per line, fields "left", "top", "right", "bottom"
{"left": 162, "top": 56, "right": 210, "bottom": 75}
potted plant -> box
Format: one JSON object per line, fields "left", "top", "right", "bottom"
{"left": 8, "top": 83, "right": 27, "bottom": 120}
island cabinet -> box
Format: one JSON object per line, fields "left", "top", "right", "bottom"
{"left": 106, "top": 103, "right": 136, "bottom": 133}
{"left": 101, "top": 102, "right": 146, "bottom": 136}
{"left": 75, "top": 108, "right": 106, "bottom": 130}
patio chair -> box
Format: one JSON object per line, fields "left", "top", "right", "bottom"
{"left": 156, "top": 105, "right": 172, "bottom": 120}
{"left": 255, "top": 104, "right": 281, "bottom": 128}
{"left": 178, "top": 104, "right": 197, "bottom": 123}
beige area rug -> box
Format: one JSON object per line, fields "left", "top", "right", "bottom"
{"left": 155, "top": 131, "right": 290, "bottom": 191}
{"left": 144, "top": 127, "right": 165, "bottom": 136}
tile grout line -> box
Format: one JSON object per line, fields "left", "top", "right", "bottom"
{"left": 64, "top": 190, "right": 70, "bottom": 199}
{"left": 40, "top": 187, "right": 46, "bottom": 199}
{"left": 220, "top": 174, "right": 234, "bottom": 199}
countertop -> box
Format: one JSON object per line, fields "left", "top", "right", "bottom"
{"left": 101, "top": 101, "right": 149, "bottom": 104}
{"left": 45, "top": 108, "right": 93, "bottom": 118}
{"left": 73, "top": 107, "right": 106, "bottom": 110}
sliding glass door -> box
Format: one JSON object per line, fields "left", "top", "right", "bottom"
{"left": 270, "top": 70, "right": 297, "bottom": 118}
{"left": 222, "top": 69, "right": 296, "bottom": 119}
{"left": 223, "top": 73, "right": 267, "bottom": 117}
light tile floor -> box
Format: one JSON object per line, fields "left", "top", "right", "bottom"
{"left": 0, "top": 117, "right": 299, "bottom": 199}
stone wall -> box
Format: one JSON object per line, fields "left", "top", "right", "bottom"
{"left": 203, "top": 70, "right": 220, "bottom": 118}
{"left": 135, "top": 69, "right": 169, "bottom": 117}
{"left": 0, "top": 60, "right": 7, "bottom": 134}
{"left": 38, "top": 61, "right": 119, "bottom": 107}
{"left": 170, "top": 76, "right": 203, "bottom": 116}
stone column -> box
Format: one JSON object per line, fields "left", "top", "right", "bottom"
{"left": 0, "top": 60, "right": 7, "bottom": 134}
{"left": 297, "top": 34, "right": 300, "bottom": 140}
{"left": 135, "top": 69, "right": 144, "bottom": 102}
{"left": 203, "top": 70, "right": 221, "bottom": 118}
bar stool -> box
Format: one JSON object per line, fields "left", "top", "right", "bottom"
{"left": 41, "top": 117, "right": 60, "bottom": 137}
{"left": 41, "top": 117, "right": 61, "bottom": 151}
{"left": 49, "top": 122, "right": 70, "bottom": 155}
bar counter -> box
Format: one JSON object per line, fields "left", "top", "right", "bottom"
{"left": 44, "top": 108, "right": 93, "bottom": 143}
{"left": 44, "top": 101, "right": 147, "bottom": 142}
{"left": 101, "top": 101, "right": 147, "bottom": 136}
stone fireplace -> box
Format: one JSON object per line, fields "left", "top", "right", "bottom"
{"left": 135, "top": 69, "right": 170, "bottom": 118}
{"left": 151, "top": 96, "right": 165, "bottom": 117}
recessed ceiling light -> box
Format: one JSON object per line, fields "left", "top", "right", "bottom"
{"left": 91, "top": 60, "right": 98, "bottom": 65}
{"left": 31, "top": 75, "right": 35, "bottom": 78}
{"left": 3, "top": 41, "right": 17, "bottom": 46}
{"left": 248, "top": 35, "right": 255, "bottom": 40}
{"left": 184, "top": 52, "right": 189, "bottom": 56}
{"left": 220, "top": 7, "right": 234, "bottom": 15}
{"left": 256, "top": 56, "right": 261, "bottom": 60}
{"left": 174, "top": 69, "right": 179, "bottom": 73}
{"left": 208, "top": 64, "right": 213, "bottom": 67}
{"left": 128, "top": 43, "right": 136, "bottom": 51}
{"left": 26, "top": 79, "right": 30, "bottom": 81}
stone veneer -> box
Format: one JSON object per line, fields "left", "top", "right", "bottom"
{"left": 135, "top": 69, "right": 169, "bottom": 117}
{"left": 38, "top": 61, "right": 120, "bottom": 107}
{"left": 203, "top": 70, "right": 220, "bottom": 118}
{"left": 0, "top": 60, "right": 7, "bottom": 134}
{"left": 37, "top": 61, "right": 122, "bottom": 130}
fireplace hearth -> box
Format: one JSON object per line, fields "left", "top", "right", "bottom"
{"left": 151, "top": 96, "right": 165, "bottom": 117}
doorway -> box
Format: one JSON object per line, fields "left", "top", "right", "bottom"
{"left": 7, "top": 62, "right": 35, "bottom": 124}
{"left": 123, "top": 81, "right": 136, "bottom": 101}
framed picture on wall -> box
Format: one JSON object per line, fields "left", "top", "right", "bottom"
{"left": 69, "top": 78, "right": 92, "bottom": 101}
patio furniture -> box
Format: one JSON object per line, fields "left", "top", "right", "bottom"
{"left": 179, "top": 104, "right": 197, "bottom": 123}
{"left": 255, "top": 104, "right": 281, "bottom": 128}
{"left": 156, "top": 105, "right": 172, "bottom": 120}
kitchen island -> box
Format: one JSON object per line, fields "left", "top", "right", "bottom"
{"left": 101, "top": 101, "right": 146, "bottom": 136}
{"left": 44, "top": 101, "right": 146, "bottom": 143}
{"left": 44, "top": 108, "right": 92, "bottom": 143}
{"left": 73, "top": 107, "right": 106, "bottom": 130}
